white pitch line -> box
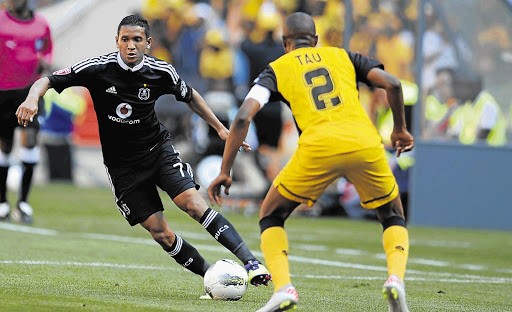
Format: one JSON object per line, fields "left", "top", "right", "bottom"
{"left": 82, "top": 232, "right": 230, "bottom": 253}
{"left": 1, "top": 224, "right": 511, "bottom": 278}
{"left": 296, "top": 274, "right": 512, "bottom": 284}
{"left": 289, "top": 255, "right": 387, "bottom": 272}
{"left": 82, "top": 233, "right": 157, "bottom": 245}
{"left": 84, "top": 231, "right": 212, "bottom": 242}
{"left": 0, "top": 259, "right": 175, "bottom": 271}
{"left": 399, "top": 257, "right": 450, "bottom": 267}
{"left": 410, "top": 239, "right": 472, "bottom": 248}
{"left": 0, "top": 223, "right": 57, "bottom": 236}
{"left": 458, "top": 264, "right": 486, "bottom": 271}
{"left": 295, "top": 243, "right": 328, "bottom": 251}
{"left": 335, "top": 248, "right": 366, "bottom": 255}
{"left": 1, "top": 259, "right": 511, "bottom": 285}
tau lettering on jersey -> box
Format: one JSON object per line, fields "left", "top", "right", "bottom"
{"left": 138, "top": 85, "right": 150, "bottom": 100}
{"left": 294, "top": 53, "right": 322, "bottom": 65}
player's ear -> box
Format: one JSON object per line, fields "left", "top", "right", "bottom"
{"left": 282, "top": 40, "right": 292, "bottom": 53}
{"left": 146, "top": 37, "right": 152, "bottom": 50}
{"left": 281, "top": 38, "right": 288, "bottom": 51}
{"left": 115, "top": 36, "right": 119, "bottom": 49}
{"left": 312, "top": 35, "right": 318, "bottom": 47}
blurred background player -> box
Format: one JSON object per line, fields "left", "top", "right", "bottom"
{"left": 39, "top": 87, "right": 87, "bottom": 183}
{"left": 447, "top": 72, "right": 507, "bottom": 146}
{"left": 0, "top": 0, "right": 53, "bottom": 223}
{"left": 240, "top": 10, "right": 287, "bottom": 191}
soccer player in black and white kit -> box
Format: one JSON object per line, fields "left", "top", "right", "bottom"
{"left": 16, "top": 15, "right": 270, "bottom": 292}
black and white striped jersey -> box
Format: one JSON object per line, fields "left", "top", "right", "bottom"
{"left": 48, "top": 52, "right": 193, "bottom": 166}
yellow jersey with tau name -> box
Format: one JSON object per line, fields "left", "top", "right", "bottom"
{"left": 257, "top": 46, "right": 383, "bottom": 154}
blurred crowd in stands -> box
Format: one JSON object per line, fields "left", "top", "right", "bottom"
{"left": 133, "top": 0, "right": 512, "bottom": 218}
{"left": 4, "top": 0, "right": 512, "bottom": 218}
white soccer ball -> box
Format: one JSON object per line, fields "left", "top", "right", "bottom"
{"left": 203, "top": 259, "right": 248, "bottom": 300}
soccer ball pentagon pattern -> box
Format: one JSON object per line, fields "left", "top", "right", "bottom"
{"left": 203, "top": 259, "right": 248, "bottom": 300}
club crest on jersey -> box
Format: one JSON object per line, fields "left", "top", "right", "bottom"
{"left": 138, "top": 84, "right": 150, "bottom": 100}
{"left": 53, "top": 67, "right": 71, "bottom": 75}
{"left": 116, "top": 103, "right": 133, "bottom": 119}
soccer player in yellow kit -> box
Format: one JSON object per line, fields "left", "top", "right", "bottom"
{"left": 208, "top": 12, "right": 414, "bottom": 312}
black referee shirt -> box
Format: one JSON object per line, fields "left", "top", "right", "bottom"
{"left": 48, "top": 52, "right": 193, "bottom": 167}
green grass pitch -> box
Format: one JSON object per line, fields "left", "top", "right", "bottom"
{"left": 0, "top": 184, "right": 511, "bottom": 311}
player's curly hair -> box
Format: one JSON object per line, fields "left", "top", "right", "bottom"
{"left": 118, "top": 14, "right": 150, "bottom": 38}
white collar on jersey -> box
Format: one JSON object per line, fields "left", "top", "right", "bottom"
{"left": 117, "top": 52, "right": 145, "bottom": 72}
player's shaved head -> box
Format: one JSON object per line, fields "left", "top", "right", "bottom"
{"left": 282, "top": 12, "right": 318, "bottom": 51}
{"left": 284, "top": 12, "right": 316, "bottom": 38}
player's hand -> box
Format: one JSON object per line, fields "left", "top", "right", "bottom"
{"left": 15, "top": 98, "right": 38, "bottom": 127}
{"left": 218, "top": 128, "right": 251, "bottom": 151}
{"left": 208, "top": 173, "right": 232, "bottom": 206}
{"left": 391, "top": 129, "right": 414, "bottom": 157}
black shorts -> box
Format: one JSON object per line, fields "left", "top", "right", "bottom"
{"left": 106, "top": 140, "right": 199, "bottom": 226}
{"left": 253, "top": 101, "right": 283, "bottom": 148}
{"left": 0, "top": 88, "right": 40, "bottom": 141}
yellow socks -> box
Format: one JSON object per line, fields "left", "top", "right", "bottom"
{"left": 382, "top": 225, "right": 409, "bottom": 280}
{"left": 260, "top": 224, "right": 408, "bottom": 290}
{"left": 260, "top": 226, "right": 291, "bottom": 291}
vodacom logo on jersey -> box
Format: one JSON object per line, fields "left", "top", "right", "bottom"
{"left": 116, "top": 103, "right": 133, "bottom": 118}
{"left": 108, "top": 103, "right": 140, "bottom": 124}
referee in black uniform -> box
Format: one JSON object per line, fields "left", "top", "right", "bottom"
{"left": 16, "top": 15, "right": 270, "bottom": 289}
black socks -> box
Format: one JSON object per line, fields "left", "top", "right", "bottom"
{"left": 166, "top": 234, "right": 210, "bottom": 277}
{"left": 200, "top": 208, "right": 255, "bottom": 264}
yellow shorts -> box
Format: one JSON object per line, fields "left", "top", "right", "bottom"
{"left": 273, "top": 145, "right": 398, "bottom": 209}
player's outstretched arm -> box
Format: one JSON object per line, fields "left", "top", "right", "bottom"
{"left": 366, "top": 68, "right": 414, "bottom": 156}
{"left": 16, "top": 77, "right": 51, "bottom": 127}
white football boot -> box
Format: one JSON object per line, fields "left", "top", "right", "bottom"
{"left": 255, "top": 284, "right": 298, "bottom": 312}
{"left": 0, "top": 202, "right": 10, "bottom": 221}
{"left": 12, "top": 201, "right": 33, "bottom": 224}
{"left": 382, "top": 274, "right": 409, "bottom": 312}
